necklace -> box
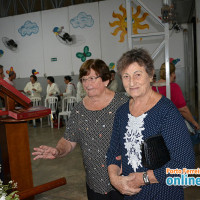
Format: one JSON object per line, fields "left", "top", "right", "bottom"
{"left": 131, "top": 90, "right": 153, "bottom": 117}
{"left": 84, "top": 90, "right": 113, "bottom": 110}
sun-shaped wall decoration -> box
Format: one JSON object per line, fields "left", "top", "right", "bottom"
{"left": 109, "top": 4, "right": 149, "bottom": 42}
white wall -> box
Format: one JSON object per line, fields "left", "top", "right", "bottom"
{"left": 42, "top": 7, "right": 72, "bottom": 76}
{"left": 0, "top": 0, "right": 187, "bottom": 94}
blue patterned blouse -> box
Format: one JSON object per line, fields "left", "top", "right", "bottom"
{"left": 107, "top": 95, "right": 195, "bottom": 200}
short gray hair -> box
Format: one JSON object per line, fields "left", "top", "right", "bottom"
{"left": 117, "top": 48, "right": 154, "bottom": 77}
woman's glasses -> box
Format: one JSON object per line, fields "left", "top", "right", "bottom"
{"left": 81, "top": 76, "right": 100, "bottom": 84}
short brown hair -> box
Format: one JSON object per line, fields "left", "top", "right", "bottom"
{"left": 159, "top": 63, "right": 176, "bottom": 80}
{"left": 117, "top": 48, "right": 154, "bottom": 77}
{"left": 79, "top": 59, "right": 111, "bottom": 82}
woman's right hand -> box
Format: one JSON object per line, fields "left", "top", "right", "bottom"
{"left": 110, "top": 174, "right": 141, "bottom": 196}
{"left": 32, "top": 145, "right": 59, "bottom": 160}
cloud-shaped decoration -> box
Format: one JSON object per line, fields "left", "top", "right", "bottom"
{"left": 18, "top": 20, "right": 39, "bottom": 37}
{"left": 70, "top": 12, "right": 94, "bottom": 28}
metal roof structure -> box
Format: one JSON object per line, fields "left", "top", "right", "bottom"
{"left": 0, "top": 0, "right": 196, "bottom": 24}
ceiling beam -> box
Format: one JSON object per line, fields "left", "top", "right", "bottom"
{"left": 18, "top": 0, "right": 28, "bottom": 13}
{"left": 13, "top": 0, "right": 18, "bottom": 15}
{"left": 58, "top": 0, "right": 64, "bottom": 7}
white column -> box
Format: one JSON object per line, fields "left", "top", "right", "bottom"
{"left": 165, "top": 23, "right": 170, "bottom": 99}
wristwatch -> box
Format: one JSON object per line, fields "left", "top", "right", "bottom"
{"left": 143, "top": 171, "right": 150, "bottom": 185}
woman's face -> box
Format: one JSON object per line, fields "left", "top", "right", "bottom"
{"left": 122, "top": 62, "right": 152, "bottom": 98}
{"left": 170, "top": 72, "right": 176, "bottom": 83}
{"left": 82, "top": 69, "right": 109, "bottom": 97}
{"left": 30, "top": 77, "right": 35, "bottom": 84}
{"left": 47, "top": 79, "right": 51, "bottom": 84}
{"left": 64, "top": 79, "right": 69, "bottom": 84}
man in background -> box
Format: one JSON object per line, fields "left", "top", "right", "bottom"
{"left": 107, "top": 70, "right": 118, "bottom": 92}
{"left": 4, "top": 71, "right": 16, "bottom": 87}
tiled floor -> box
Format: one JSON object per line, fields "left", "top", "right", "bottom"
{"left": 28, "top": 121, "right": 200, "bottom": 200}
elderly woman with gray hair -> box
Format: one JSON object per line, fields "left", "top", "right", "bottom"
{"left": 107, "top": 48, "right": 195, "bottom": 199}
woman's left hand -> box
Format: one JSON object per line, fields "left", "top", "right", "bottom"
{"left": 128, "top": 172, "right": 145, "bottom": 188}
{"left": 110, "top": 173, "right": 142, "bottom": 196}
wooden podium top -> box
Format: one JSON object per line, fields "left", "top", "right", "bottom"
{"left": 0, "top": 114, "right": 50, "bottom": 123}
{"left": 0, "top": 78, "right": 31, "bottom": 108}
{"left": 0, "top": 79, "right": 51, "bottom": 121}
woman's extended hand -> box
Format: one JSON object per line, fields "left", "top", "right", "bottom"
{"left": 110, "top": 173, "right": 141, "bottom": 196}
{"left": 32, "top": 145, "right": 59, "bottom": 160}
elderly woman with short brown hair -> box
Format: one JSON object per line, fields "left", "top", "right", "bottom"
{"left": 107, "top": 48, "right": 195, "bottom": 199}
{"left": 33, "top": 59, "right": 128, "bottom": 200}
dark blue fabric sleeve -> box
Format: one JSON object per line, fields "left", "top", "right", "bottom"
{"left": 154, "top": 105, "right": 195, "bottom": 184}
{"left": 106, "top": 109, "right": 121, "bottom": 168}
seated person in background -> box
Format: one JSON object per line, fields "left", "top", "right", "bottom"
{"left": 76, "top": 81, "right": 86, "bottom": 102}
{"left": 24, "top": 75, "right": 42, "bottom": 99}
{"left": 0, "top": 65, "right": 5, "bottom": 79}
{"left": 60, "top": 76, "right": 76, "bottom": 97}
{"left": 107, "top": 70, "right": 118, "bottom": 92}
{"left": 4, "top": 71, "right": 16, "bottom": 87}
{"left": 46, "top": 76, "right": 60, "bottom": 99}
{"left": 152, "top": 62, "right": 200, "bottom": 130}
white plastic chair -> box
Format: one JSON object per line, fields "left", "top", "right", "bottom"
{"left": 45, "top": 97, "right": 58, "bottom": 128}
{"left": 58, "top": 96, "right": 76, "bottom": 129}
{"left": 30, "top": 97, "right": 42, "bottom": 127}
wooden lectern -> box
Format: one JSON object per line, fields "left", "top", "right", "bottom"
{"left": 0, "top": 79, "right": 66, "bottom": 199}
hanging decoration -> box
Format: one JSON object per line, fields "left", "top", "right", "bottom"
{"left": 0, "top": 50, "right": 4, "bottom": 57}
{"left": 32, "top": 69, "right": 39, "bottom": 75}
{"left": 70, "top": 12, "right": 94, "bottom": 28}
{"left": 109, "top": 4, "right": 149, "bottom": 42}
{"left": 6, "top": 66, "right": 14, "bottom": 74}
{"left": 76, "top": 46, "right": 92, "bottom": 62}
{"left": 170, "top": 58, "right": 180, "bottom": 65}
{"left": 18, "top": 20, "right": 39, "bottom": 37}
{"left": 109, "top": 62, "right": 115, "bottom": 70}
